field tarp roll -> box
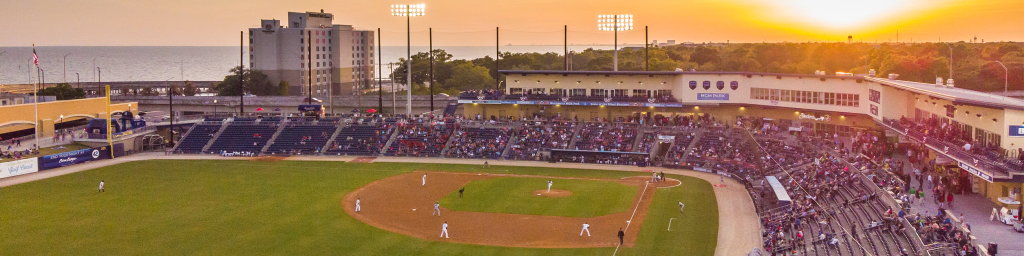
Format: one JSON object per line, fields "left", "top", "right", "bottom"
{"left": 1, "top": 157, "right": 40, "bottom": 179}
{"left": 38, "top": 146, "right": 112, "bottom": 171}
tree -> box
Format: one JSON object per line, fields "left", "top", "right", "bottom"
{"left": 689, "top": 47, "right": 721, "bottom": 66}
{"left": 215, "top": 66, "right": 277, "bottom": 96}
{"left": 444, "top": 62, "right": 495, "bottom": 91}
{"left": 35, "top": 83, "right": 86, "bottom": 100}
{"left": 183, "top": 81, "right": 198, "bottom": 96}
{"left": 278, "top": 80, "right": 290, "bottom": 96}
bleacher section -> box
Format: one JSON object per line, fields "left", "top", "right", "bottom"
{"left": 573, "top": 123, "right": 638, "bottom": 152}
{"left": 175, "top": 123, "right": 223, "bottom": 153}
{"left": 385, "top": 121, "right": 455, "bottom": 157}
{"left": 265, "top": 122, "right": 337, "bottom": 155}
{"left": 507, "top": 122, "right": 575, "bottom": 160}
{"left": 206, "top": 122, "right": 279, "bottom": 154}
{"left": 325, "top": 123, "right": 395, "bottom": 156}
{"left": 446, "top": 127, "right": 512, "bottom": 159}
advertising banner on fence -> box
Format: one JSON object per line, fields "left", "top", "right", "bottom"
{"left": 1, "top": 158, "right": 40, "bottom": 179}
{"left": 39, "top": 146, "right": 112, "bottom": 170}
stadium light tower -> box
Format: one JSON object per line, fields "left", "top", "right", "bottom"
{"left": 598, "top": 14, "right": 633, "bottom": 71}
{"left": 391, "top": 3, "right": 425, "bottom": 116}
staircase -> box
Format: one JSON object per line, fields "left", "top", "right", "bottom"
{"left": 259, "top": 122, "right": 288, "bottom": 154}
{"left": 320, "top": 121, "right": 347, "bottom": 155}
{"left": 679, "top": 129, "right": 705, "bottom": 163}
{"left": 500, "top": 133, "right": 519, "bottom": 160}
{"left": 631, "top": 128, "right": 648, "bottom": 152}
{"left": 439, "top": 126, "right": 463, "bottom": 157}
{"left": 566, "top": 122, "right": 585, "bottom": 149}
{"left": 378, "top": 127, "right": 401, "bottom": 156}
{"left": 171, "top": 123, "right": 201, "bottom": 152}
{"left": 200, "top": 120, "right": 231, "bottom": 153}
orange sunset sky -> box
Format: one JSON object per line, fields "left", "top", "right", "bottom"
{"left": 0, "top": 0, "right": 1021, "bottom": 46}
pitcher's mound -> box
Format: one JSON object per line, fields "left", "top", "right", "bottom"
{"left": 533, "top": 189, "right": 572, "bottom": 197}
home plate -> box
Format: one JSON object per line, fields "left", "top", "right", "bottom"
{"left": 413, "top": 209, "right": 417, "bottom": 211}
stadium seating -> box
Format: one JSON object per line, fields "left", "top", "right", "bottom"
{"left": 573, "top": 123, "right": 638, "bottom": 152}
{"left": 175, "top": 124, "right": 222, "bottom": 153}
{"left": 385, "top": 121, "right": 455, "bottom": 157}
{"left": 325, "top": 123, "right": 394, "bottom": 156}
{"left": 206, "top": 122, "right": 279, "bottom": 154}
{"left": 265, "top": 122, "right": 337, "bottom": 155}
{"left": 446, "top": 127, "right": 512, "bottom": 159}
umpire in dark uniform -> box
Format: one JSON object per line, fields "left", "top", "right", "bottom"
{"left": 617, "top": 228, "right": 625, "bottom": 245}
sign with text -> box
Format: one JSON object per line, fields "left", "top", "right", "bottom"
{"left": 457, "top": 100, "right": 683, "bottom": 108}
{"left": 957, "top": 162, "right": 994, "bottom": 182}
{"left": 39, "top": 146, "right": 112, "bottom": 170}
{"left": 697, "top": 93, "right": 729, "bottom": 101}
{"left": 0, "top": 158, "right": 39, "bottom": 179}
{"left": 1009, "top": 125, "right": 1024, "bottom": 137}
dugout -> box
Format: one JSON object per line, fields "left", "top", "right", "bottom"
{"left": 550, "top": 149, "right": 650, "bottom": 167}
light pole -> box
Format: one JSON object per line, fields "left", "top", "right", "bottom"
{"left": 63, "top": 53, "right": 71, "bottom": 83}
{"left": 391, "top": 3, "right": 424, "bottom": 116}
{"left": 214, "top": 99, "right": 218, "bottom": 115}
{"left": 598, "top": 14, "right": 633, "bottom": 71}
{"left": 996, "top": 61, "right": 1009, "bottom": 93}
{"left": 165, "top": 77, "right": 176, "bottom": 146}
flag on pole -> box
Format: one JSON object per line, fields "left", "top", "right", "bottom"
{"left": 32, "top": 44, "right": 39, "bottom": 66}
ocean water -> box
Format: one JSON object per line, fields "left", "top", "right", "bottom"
{"left": 0, "top": 45, "right": 620, "bottom": 85}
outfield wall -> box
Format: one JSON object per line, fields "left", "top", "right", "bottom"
{"left": 0, "top": 158, "right": 40, "bottom": 179}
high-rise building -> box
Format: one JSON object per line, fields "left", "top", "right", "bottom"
{"left": 249, "top": 10, "right": 375, "bottom": 97}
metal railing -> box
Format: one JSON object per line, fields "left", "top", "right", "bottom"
{"left": 881, "top": 118, "right": 1019, "bottom": 176}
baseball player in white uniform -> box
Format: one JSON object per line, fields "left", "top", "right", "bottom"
{"left": 433, "top": 201, "right": 441, "bottom": 216}
{"left": 580, "top": 222, "right": 591, "bottom": 236}
{"left": 422, "top": 174, "right": 427, "bottom": 186}
{"left": 441, "top": 221, "right": 449, "bottom": 238}
{"left": 98, "top": 180, "right": 105, "bottom": 192}
{"left": 679, "top": 202, "right": 685, "bottom": 213}
{"left": 547, "top": 180, "right": 553, "bottom": 192}
{"left": 355, "top": 198, "right": 361, "bottom": 212}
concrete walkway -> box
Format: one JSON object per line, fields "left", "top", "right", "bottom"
{"left": 890, "top": 153, "right": 1024, "bottom": 255}
{"left": 0, "top": 154, "right": 761, "bottom": 256}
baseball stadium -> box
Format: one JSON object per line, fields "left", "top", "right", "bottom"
{"left": 4, "top": 67, "right": 1024, "bottom": 256}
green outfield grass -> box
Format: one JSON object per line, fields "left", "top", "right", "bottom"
{"left": 438, "top": 177, "right": 637, "bottom": 217}
{"left": 0, "top": 160, "right": 718, "bottom": 255}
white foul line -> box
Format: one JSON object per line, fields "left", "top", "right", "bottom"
{"left": 613, "top": 181, "right": 651, "bottom": 256}
{"left": 667, "top": 218, "right": 676, "bottom": 231}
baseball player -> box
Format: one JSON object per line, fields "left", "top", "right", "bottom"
{"left": 422, "top": 174, "right": 427, "bottom": 186}
{"left": 98, "top": 180, "right": 105, "bottom": 192}
{"left": 547, "top": 180, "right": 553, "bottom": 192}
{"left": 580, "top": 222, "right": 591, "bottom": 236}
{"left": 458, "top": 187, "right": 465, "bottom": 198}
{"left": 355, "top": 198, "right": 361, "bottom": 212}
{"left": 679, "top": 202, "right": 685, "bottom": 213}
{"left": 433, "top": 201, "right": 441, "bottom": 216}
{"left": 441, "top": 221, "right": 449, "bottom": 238}
{"left": 652, "top": 172, "right": 658, "bottom": 182}
{"left": 617, "top": 228, "right": 625, "bottom": 245}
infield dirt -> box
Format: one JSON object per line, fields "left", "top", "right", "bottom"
{"left": 342, "top": 171, "right": 680, "bottom": 248}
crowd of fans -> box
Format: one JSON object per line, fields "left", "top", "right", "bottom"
{"left": 446, "top": 127, "right": 511, "bottom": 159}
{"left": 573, "top": 122, "right": 638, "bottom": 152}
{"left": 507, "top": 122, "right": 575, "bottom": 161}
{"left": 386, "top": 120, "right": 457, "bottom": 157}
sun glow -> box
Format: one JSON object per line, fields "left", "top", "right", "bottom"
{"left": 756, "top": 0, "right": 919, "bottom": 28}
